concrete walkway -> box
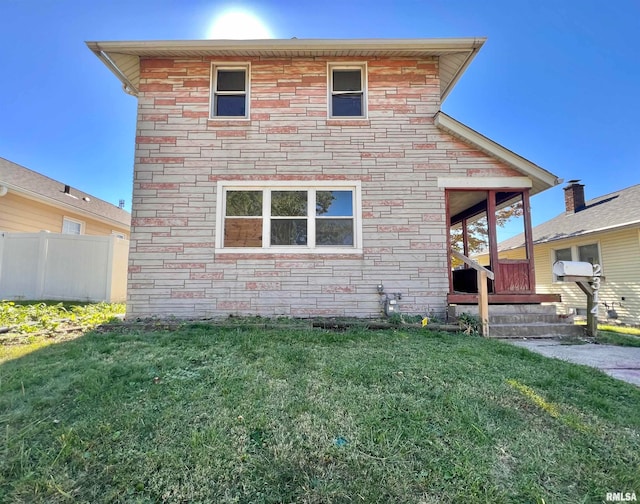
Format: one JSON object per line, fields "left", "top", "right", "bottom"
{"left": 508, "top": 339, "right": 640, "bottom": 387}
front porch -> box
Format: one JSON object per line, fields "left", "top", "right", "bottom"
{"left": 447, "top": 187, "right": 556, "bottom": 303}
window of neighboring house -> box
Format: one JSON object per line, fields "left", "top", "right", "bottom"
{"left": 211, "top": 64, "right": 249, "bottom": 118}
{"left": 578, "top": 243, "right": 600, "bottom": 265}
{"left": 553, "top": 247, "right": 572, "bottom": 263}
{"left": 62, "top": 217, "right": 83, "bottom": 235}
{"left": 216, "top": 182, "right": 361, "bottom": 252}
{"left": 552, "top": 243, "right": 601, "bottom": 281}
{"left": 329, "top": 64, "right": 367, "bottom": 118}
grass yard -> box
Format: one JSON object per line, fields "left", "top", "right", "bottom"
{"left": 597, "top": 325, "right": 640, "bottom": 348}
{"left": 1, "top": 321, "right": 639, "bottom": 503}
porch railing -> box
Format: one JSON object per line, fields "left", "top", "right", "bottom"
{"left": 451, "top": 250, "right": 495, "bottom": 337}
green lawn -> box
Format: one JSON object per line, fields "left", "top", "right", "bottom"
{"left": 1, "top": 322, "right": 639, "bottom": 503}
{"left": 596, "top": 325, "right": 640, "bottom": 347}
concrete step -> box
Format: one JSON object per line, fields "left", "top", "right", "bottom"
{"left": 488, "top": 314, "right": 566, "bottom": 324}
{"left": 489, "top": 323, "right": 584, "bottom": 339}
{"left": 448, "top": 303, "right": 557, "bottom": 318}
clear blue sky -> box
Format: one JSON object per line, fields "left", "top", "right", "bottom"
{"left": 1, "top": 0, "right": 639, "bottom": 229}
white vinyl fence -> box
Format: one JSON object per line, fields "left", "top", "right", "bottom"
{"left": 0, "top": 231, "right": 129, "bottom": 302}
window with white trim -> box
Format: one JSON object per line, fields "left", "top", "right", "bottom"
{"left": 62, "top": 217, "right": 83, "bottom": 235}
{"left": 210, "top": 64, "right": 249, "bottom": 118}
{"left": 552, "top": 243, "right": 601, "bottom": 281}
{"left": 328, "top": 63, "right": 367, "bottom": 118}
{"left": 216, "top": 182, "right": 361, "bottom": 252}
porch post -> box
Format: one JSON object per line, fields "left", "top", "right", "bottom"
{"left": 486, "top": 190, "right": 499, "bottom": 290}
{"left": 522, "top": 189, "right": 536, "bottom": 291}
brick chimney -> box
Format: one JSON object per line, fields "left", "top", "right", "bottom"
{"left": 564, "top": 180, "right": 585, "bottom": 213}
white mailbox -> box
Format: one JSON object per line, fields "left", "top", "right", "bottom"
{"left": 552, "top": 261, "right": 594, "bottom": 278}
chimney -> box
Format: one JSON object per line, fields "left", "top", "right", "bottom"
{"left": 564, "top": 180, "right": 585, "bottom": 213}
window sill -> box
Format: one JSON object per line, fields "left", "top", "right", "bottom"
{"left": 326, "top": 119, "right": 370, "bottom": 127}
{"left": 207, "top": 118, "right": 251, "bottom": 127}
{"left": 215, "top": 248, "right": 363, "bottom": 257}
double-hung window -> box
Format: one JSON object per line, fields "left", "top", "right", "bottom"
{"left": 328, "top": 63, "right": 367, "bottom": 118}
{"left": 216, "top": 181, "right": 361, "bottom": 253}
{"left": 211, "top": 64, "right": 249, "bottom": 118}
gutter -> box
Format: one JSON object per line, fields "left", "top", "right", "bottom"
{"left": 85, "top": 37, "right": 486, "bottom": 55}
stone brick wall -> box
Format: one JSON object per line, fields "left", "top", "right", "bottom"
{"left": 129, "top": 55, "right": 521, "bottom": 318}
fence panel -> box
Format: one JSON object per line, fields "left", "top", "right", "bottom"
{"left": 0, "top": 231, "right": 129, "bottom": 302}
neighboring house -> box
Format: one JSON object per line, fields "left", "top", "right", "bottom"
{"left": 477, "top": 181, "right": 640, "bottom": 325}
{"left": 88, "top": 37, "right": 563, "bottom": 319}
{"left": 0, "top": 157, "right": 131, "bottom": 237}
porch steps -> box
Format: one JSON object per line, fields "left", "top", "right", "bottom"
{"left": 447, "top": 304, "right": 584, "bottom": 339}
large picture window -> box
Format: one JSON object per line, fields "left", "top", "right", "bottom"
{"left": 211, "top": 64, "right": 249, "bottom": 118}
{"left": 216, "top": 182, "right": 362, "bottom": 253}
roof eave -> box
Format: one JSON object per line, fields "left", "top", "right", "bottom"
{"left": 86, "top": 37, "right": 486, "bottom": 54}
{"left": 87, "top": 37, "right": 486, "bottom": 99}
{"left": 87, "top": 42, "right": 139, "bottom": 95}
{"left": 434, "top": 111, "right": 561, "bottom": 195}
{"left": 2, "top": 183, "right": 130, "bottom": 230}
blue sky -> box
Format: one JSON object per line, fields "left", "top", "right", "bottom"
{"left": 1, "top": 0, "right": 639, "bottom": 231}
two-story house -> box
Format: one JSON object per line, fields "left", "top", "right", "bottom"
{"left": 88, "top": 38, "right": 561, "bottom": 319}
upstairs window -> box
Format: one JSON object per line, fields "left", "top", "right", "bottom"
{"left": 329, "top": 64, "right": 367, "bottom": 118}
{"left": 211, "top": 64, "right": 249, "bottom": 118}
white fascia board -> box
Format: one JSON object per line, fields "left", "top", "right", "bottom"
{"left": 434, "top": 112, "right": 560, "bottom": 189}
{"left": 438, "top": 177, "right": 532, "bottom": 189}
{"left": 86, "top": 38, "right": 486, "bottom": 55}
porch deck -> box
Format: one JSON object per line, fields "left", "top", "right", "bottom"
{"left": 447, "top": 293, "right": 561, "bottom": 304}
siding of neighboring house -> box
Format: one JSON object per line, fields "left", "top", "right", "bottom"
{"left": 129, "top": 56, "right": 524, "bottom": 318}
{"left": 0, "top": 191, "right": 129, "bottom": 237}
{"left": 484, "top": 228, "right": 640, "bottom": 325}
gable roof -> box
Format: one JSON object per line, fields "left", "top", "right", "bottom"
{"left": 435, "top": 112, "right": 560, "bottom": 196}
{"left": 497, "top": 183, "right": 640, "bottom": 251}
{"left": 86, "top": 37, "right": 485, "bottom": 101}
{"left": 0, "top": 157, "right": 131, "bottom": 228}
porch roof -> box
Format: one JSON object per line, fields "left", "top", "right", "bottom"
{"left": 435, "top": 112, "right": 561, "bottom": 197}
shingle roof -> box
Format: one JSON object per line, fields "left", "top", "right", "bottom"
{"left": 0, "top": 157, "right": 131, "bottom": 228}
{"left": 499, "top": 183, "right": 640, "bottom": 251}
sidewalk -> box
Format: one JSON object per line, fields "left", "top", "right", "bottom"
{"left": 508, "top": 339, "right": 640, "bottom": 387}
